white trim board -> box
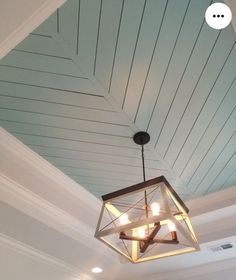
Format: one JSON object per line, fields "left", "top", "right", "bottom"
{"left": 225, "top": 0, "right": 236, "bottom": 35}
{"left": 139, "top": 256, "right": 236, "bottom": 280}
{"left": 0, "top": 233, "right": 92, "bottom": 280}
{"left": 0, "top": 174, "right": 94, "bottom": 248}
{"left": 0, "top": 127, "right": 101, "bottom": 212}
{"left": 0, "top": 0, "right": 66, "bottom": 59}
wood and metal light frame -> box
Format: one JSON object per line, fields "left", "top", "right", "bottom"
{"left": 95, "top": 132, "right": 199, "bottom": 263}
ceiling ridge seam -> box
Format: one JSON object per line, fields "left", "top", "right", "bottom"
{"left": 50, "top": 32, "right": 191, "bottom": 196}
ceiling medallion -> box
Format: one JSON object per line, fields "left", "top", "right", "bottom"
{"left": 95, "top": 132, "right": 199, "bottom": 263}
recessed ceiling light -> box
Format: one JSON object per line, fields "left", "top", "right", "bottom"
{"left": 91, "top": 267, "right": 103, "bottom": 273}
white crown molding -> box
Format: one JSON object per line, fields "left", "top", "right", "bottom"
{"left": 0, "top": 174, "right": 94, "bottom": 247}
{"left": 186, "top": 185, "right": 236, "bottom": 217}
{"left": 0, "top": 127, "right": 115, "bottom": 258}
{"left": 0, "top": 0, "right": 66, "bottom": 59}
{"left": 225, "top": 0, "right": 236, "bottom": 35}
{"left": 139, "top": 256, "right": 236, "bottom": 280}
{"left": 0, "top": 233, "right": 93, "bottom": 280}
{"left": 0, "top": 127, "right": 101, "bottom": 212}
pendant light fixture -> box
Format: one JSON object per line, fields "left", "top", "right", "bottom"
{"left": 95, "top": 132, "right": 199, "bottom": 263}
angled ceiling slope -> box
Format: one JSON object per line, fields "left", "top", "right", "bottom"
{"left": 0, "top": 0, "right": 236, "bottom": 200}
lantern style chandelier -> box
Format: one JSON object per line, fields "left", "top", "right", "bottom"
{"left": 95, "top": 132, "right": 199, "bottom": 263}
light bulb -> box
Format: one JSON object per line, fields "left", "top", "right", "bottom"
{"left": 119, "top": 213, "right": 129, "bottom": 225}
{"left": 168, "top": 221, "right": 176, "bottom": 232}
{"left": 91, "top": 267, "right": 103, "bottom": 273}
{"left": 151, "top": 202, "right": 160, "bottom": 216}
{"left": 138, "top": 227, "right": 146, "bottom": 238}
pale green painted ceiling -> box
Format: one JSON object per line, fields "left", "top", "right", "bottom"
{"left": 0, "top": 0, "right": 235, "bottom": 200}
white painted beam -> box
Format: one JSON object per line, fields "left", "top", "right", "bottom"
{"left": 0, "top": 0, "right": 66, "bottom": 59}
{"left": 225, "top": 0, "right": 236, "bottom": 35}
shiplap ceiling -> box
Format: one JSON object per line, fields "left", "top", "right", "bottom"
{"left": 0, "top": 0, "right": 235, "bottom": 200}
